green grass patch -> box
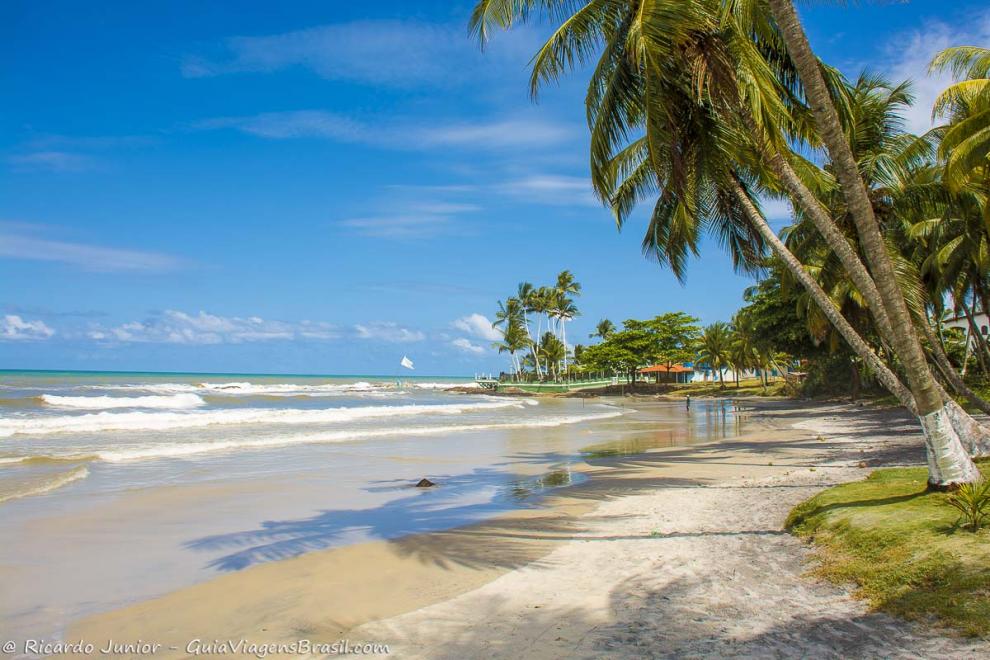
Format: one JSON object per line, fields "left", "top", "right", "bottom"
{"left": 786, "top": 458, "right": 990, "bottom": 636}
{"left": 666, "top": 378, "right": 789, "bottom": 398}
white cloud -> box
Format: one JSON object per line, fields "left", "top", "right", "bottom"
{"left": 9, "top": 151, "right": 95, "bottom": 173}
{"left": 451, "top": 337, "right": 486, "bottom": 355}
{"left": 181, "top": 20, "right": 539, "bottom": 88}
{"left": 0, "top": 226, "right": 182, "bottom": 272}
{"left": 89, "top": 310, "right": 336, "bottom": 345}
{"left": 199, "top": 111, "right": 575, "bottom": 151}
{"left": 338, "top": 215, "right": 455, "bottom": 239}
{"left": 0, "top": 315, "right": 55, "bottom": 341}
{"left": 353, "top": 322, "right": 425, "bottom": 343}
{"left": 758, "top": 197, "right": 793, "bottom": 226}
{"left": 338, "top": 200, "right": 479, "bottom": 239}
{"left": 453, "top": 313, "right": 502, "bottom": 341}
{"left": 880, "top": 9, "right": 990, "bottom": 135}
{"left": 497, "top": 175, "right": 599, "bottom": 206}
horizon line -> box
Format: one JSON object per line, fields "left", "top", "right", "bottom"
{"left": 0, "top": 368, "right": 475, "bottom": 379}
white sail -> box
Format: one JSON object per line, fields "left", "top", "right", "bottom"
{"left": 400, "top": 356, "right": 414, "bottom": 370}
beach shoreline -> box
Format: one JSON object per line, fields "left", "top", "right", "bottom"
{"left": 58, "top": 398, "right": 990, "bottom": 657}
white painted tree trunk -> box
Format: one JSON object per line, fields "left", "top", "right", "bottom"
{"left": 945, "top": 399, "right": 990, "bottom": 458}
{"left": 919, "top": 404, "right": 983, "bottom": 486}
{"left": 522, "top": 311, "right": 540, "bottom": 379}
{"left": 562, "top": 321, "right": 568, "bottom": 371}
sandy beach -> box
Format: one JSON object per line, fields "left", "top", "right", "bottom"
{"left": 59, "top": 399, "right": 989, "bottom": 658}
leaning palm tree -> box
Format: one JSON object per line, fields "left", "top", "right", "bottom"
{"left": 763, "top": 0, "right": 979, "bottom": 483}
{"left": 471, "top": 0, "right": 983, "bottom": 485}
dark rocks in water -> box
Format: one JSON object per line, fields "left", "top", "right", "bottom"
{"left": 415, "top": 478, "right": 436, "bottom": 488}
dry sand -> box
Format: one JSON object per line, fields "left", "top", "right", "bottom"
{"left": 70, "top": 400, "right": 990, "bottom": 658}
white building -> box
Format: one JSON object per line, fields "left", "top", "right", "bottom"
{"left": 943, "top": 309, "right": 989, "bottom": 368}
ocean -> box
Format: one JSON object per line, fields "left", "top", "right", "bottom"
{"left": 0, "top": 369, "right": 746, "bottom": 639}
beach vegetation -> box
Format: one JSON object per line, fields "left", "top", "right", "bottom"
{"left": 492, "top": 271, "right": 582, "bottom": 381}
{"left": 471, "top": 0, "right": 990, "bottom": 487}
{"left": 696, "top": 322, "right": 732, "bottom": 389}
{"left": 787, "top": 460, "right": 990, "bottom": 636}
{"left": 576, "top": 313, "right": 701, "bottom": 384}
{"left": 946, "top": 479, "right": 990, "bottom": 532}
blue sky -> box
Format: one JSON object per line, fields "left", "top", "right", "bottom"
{"left": 2, "top": 0, "right": 988, "bottom": 375}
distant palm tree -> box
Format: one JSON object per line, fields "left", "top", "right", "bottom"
{"left": 516, "top": 282, "right": 541, "bottom": 377}
{"left": 697, "top": 322, "right": 732, "bottom": 389}
{"left": 591, "top": 318, "right": 615, "bottom": 341}
{"left": 728, "top": 318, "right": 758, "bottom": 388}
{"left": 553, "top": 270, "right": 581, "bottom": 369}
{"left": 492, "top": 297, "right": 523, "bottom": 332}
{"left": 539, "top": 331, "right": 566, "bottom": 381}
{"left": 494, "top": 322, "right": 529, "bottom": 377}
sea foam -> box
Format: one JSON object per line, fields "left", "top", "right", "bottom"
{"left": 93, "top": 408, "right": 625, "bottom": 462}
{"left": 41, "top": 393, "right": 206, "bottom": 410}
{"left": 0, "top": 399, "right": 533, "bottom": 437}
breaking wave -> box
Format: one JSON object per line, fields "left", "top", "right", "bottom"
{"left": 0, "top": 466, "right": 90, "bottom": 504}
{"left": 0, "top": 399, "right": 536, "bottom": 437}
{"left": 40, "top": 393, "right": 206, "bottom": 410}
{"left": 90, "top": 409, "right": 625, "bottom": 462}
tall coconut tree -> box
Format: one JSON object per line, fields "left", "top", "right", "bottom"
{"left": 764, "top": 0, "right": 979, "bottom": 484}
{"left": 552, "top": 271, "right": 581, "bottom": 368}
{"left": 516, "top": 281, "right": 542, "bottom": 377}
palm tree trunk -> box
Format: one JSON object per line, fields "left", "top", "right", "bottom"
{"left": 562, "top": 321, "right": 568, "bottom": 371}
{"left": 733, "top": 176, "right": 990, "bottom": 466}
{"left": 920, "top": 319, "right": 990, "bottom": 415}
{"left": 522, "top": 310, "right": 541, "bottom": 379}
{"left": 728, "top": 177, "right": 916, "bottom": 411}
{"left": 766, "top": 0, "right": 979, "bottom": 486}
{"left": 737, "top": 111, "right": 901, "bottom": 349}
{"left": 962, "top": 297, "right": 990, "bottom": 370}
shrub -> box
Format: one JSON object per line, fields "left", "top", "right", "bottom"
{"left": 947, "top": 478, "right": 990, "bottom": 531}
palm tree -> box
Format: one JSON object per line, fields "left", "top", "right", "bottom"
{"left": 554, "top": 270, "right": 581, "bottom": 365}
{"left": 764, "top": 0, "right": 979, "bottom": 484}
{"left": 539, "top": 331, "right": 566, "bottom": 381}
{"left": 493, "top": 297, "right": 523, "bottom": 330}
{"left": 591, "top": 318, "right": 615, "bottom": 340}
{"left": 930, "top": 46, "right": 990, "bottom": 190}
{"left": 729, "top": 316, "right": 759, "bottom": 388}
{"left": 494, "top": 321, "right": 529, "bottom": 377}
{"left": 516, "top": 281, "right": 542, "bottom": 377}
{"left": 470, "top": 0, "right": 983, "bottom": 485}
{"left": 698, "top": 322, "right": 732, "bottom": 388}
